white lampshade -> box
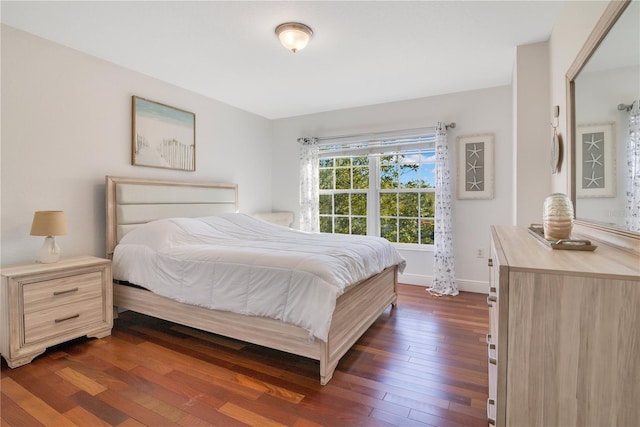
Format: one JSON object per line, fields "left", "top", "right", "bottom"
{"left": 30, "top": 211, "right": 67, "bottom": 263}
{"left": 275, "top": 22, "right": 313, "bottom": 53}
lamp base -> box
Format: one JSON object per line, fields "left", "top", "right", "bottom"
{"left": 37, "top": 236, "right": 61, "bottom": 263}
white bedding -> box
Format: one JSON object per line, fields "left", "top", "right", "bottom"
{"left": 112, "top": 213, "right": 405, "bottom": 341}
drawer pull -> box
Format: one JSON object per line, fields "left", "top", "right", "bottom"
{"left": 54, "top": 313, "right": 80, "bottom": 323}
{"left": 488, "top": 295, "right": 497, "bottom": 303}
{"left": 486, "top": 333, "right": 491, "bottom": 344}
{"left": 487, "top": 398, "right": 496, "bottom": 425}
{"left": 488, "top": 343, "right": 497, "bottom": 364}
{"left": 53, "top": 287, "right": 79, "bottom": 296}
{"left": 488, "top": 258, "right": 493, "bottom": 267}
{"left": 490, "top": 286, "right": 497, "bottom": 294}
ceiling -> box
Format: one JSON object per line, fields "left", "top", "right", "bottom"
{"left": 1, "top": 1, "right": 564, "bottom": 119}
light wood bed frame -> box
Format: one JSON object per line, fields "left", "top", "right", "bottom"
{"left": 105, "top": 176, "right": 398, "bottom": 385}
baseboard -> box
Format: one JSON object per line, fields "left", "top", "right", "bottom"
{"left": 399, "top": 273, "right": 488, "bottom": 294}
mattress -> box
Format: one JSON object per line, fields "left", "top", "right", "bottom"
{"left": 112, "top": 213, "right": 405, "bottom": 341}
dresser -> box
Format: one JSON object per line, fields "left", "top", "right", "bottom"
{"left": 487, "top": 225, "right": 640, "bottom": 426}
{"left": 0, "top": 256, "right": 113, "bottom": 368}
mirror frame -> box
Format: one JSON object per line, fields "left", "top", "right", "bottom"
{"left": 566, "top": 0, "right": 640, "bottom": 253}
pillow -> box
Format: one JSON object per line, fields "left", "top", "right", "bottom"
{"left": 118, "top": 218, "right": 187, "bottom": 251}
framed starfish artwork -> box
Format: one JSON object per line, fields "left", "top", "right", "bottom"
{"left": 576, "top": 122, "right": 616, "bottom": 198}
{"left": 457, "top": 134, "right": 494, "bottom": 200}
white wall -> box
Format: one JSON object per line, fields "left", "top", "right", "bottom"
{"left": 513, "top": 42, "right": 552, "bottom": 227}
{"left": 1, "top": 26, "right": 274, "bottom": 265}
{"left": 549, "top": 1, "right": 610, "bottom": 194}
{"left": 272, "top": 87, "right": 514, "bottom": 292}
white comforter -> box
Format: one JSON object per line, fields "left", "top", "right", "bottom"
{"left": 112, "top": 213, "right": 405, "bottom": 341}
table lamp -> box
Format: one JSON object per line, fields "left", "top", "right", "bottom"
{"left": 30, "top": 211, "right": 68, "bottom": 263}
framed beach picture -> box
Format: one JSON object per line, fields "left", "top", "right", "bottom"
{"left": 576, "top": 122, "right": 615, "bottom": 198}
{"left": 132, "top": 96, "right": 196, "bottom": 171}
{"left": 457, "top": 133, "right": 494, "bottom": 200}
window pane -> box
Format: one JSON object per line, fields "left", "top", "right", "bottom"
{"left": 352, "top": 217, "right": 367, "bottom": 235}
{"left": 336, "top": 158, "right": 350, "bottom": 167}
{"left": 420, "top": 219, "right": 435, "bottom": 244}
{"left": 420, "top": 193, "right": 436, "bottom": 217}
{"left": 335, "top": 216, "right": 350, "bottom": 234}
{"left": 319, "top": 168, "right": 334, "bottom": 190}
{"left": 399, "top": 219, "right": 418, "bottom": 244}
{"left": 380, "top": 164, "right": 398, "bottom": 189}
{"left": 380, "top": 218, "right": 398, "bottom": 242}
{"left": 353, "top": 166, "right": 369, "bottom": 189}
{"left": 351, "top": 193, "right": 367, "bottom": 216}
{"left": 319, "top": 194, "right": 333, "bottom": 215}
{"left": 399, "top": 156, "right": 419, "bottom": 189}
{"left": 319, "top": 158, "right": 334, "bottom": 167}
{"left": 379, "top": 193, "right": 397, "bottom": 217}
{"left": 419, "top": 163, "right": 436, "bottom": 188}
{"left": 335, "top": 193, "right": 350, "bottom": 215}
{"left": 352, "top": 156, "right": 369, "bottom": 166}
{"left": 320, "top": 216, "right": 333, "bottom": 233}
{"left": 335, "top": 168, "right": 351, "bottom": 189}
{"left": 399, "top": 193, "right": 418, "bottom": 217}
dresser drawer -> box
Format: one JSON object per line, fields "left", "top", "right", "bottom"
{"left": 23, "top": 271, "right": 103, "bottom": 313}
{"left": 24, "top": 296, "right": 104, "bottom": 344}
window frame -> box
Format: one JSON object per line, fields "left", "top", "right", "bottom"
{"left": 318, "top": 145, "right": 436, "bottom": 248}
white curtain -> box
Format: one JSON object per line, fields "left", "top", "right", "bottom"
{"left": 428, "top": 122, "right": 458, "bottom": 296}
{"left": 626, "top": 100, "right": 640, "bottom": 232}
{"left": 298, "top": 137, "right": 320, "bottom": 232}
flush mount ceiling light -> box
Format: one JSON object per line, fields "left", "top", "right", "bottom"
{"left": 275, "top": 22, "right": 313, "bottom": 53}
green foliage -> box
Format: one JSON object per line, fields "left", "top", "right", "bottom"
{"left": 399, "top": 219, "right": 418, "bottom": 243}
{"left": 352, "top": 217, "right": 367, "bottom": 235}
{"left": 379, "top": 193, "right": 397, "bottom": 216}
{"left": 380, "top": 218, "right": 397, "bottom": 241}
{"left": 319, "top": 194, "right": 332, "bottom": 215}
{"left": 399, "top": 193, "right": 418, "bottom": 217}
{"left": 420, "top": 220, "right": 435, "bottom": 244}
{"left": 351, "top": 193, "right": 367, "bottom": 216}
{"left": 353, "top": 166, "right": 368, "bottom": 189}
{"left": 335, "top": 193, "right": 349, "bottom": 215}
{"left": 319, "top": 152, "right": 436, "bottom": 244}
{"left": 320, "top": 216, "right": 332, "bottom": 233}
{"left": 319, "top": 169, "right": 333, "bottom": 190}
{"left": 335, "top": 216, "right": 350, "bottom": 234}
{"left": 421, "top": 193, "right": 436, "bottom": 217}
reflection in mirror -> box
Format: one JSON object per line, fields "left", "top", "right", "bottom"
{"left": 573, "top": 0, "right": 639, "bottom": 232}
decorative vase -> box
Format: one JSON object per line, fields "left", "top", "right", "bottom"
{"left": 543, "top": 193, "right": 574, "bottom": 240}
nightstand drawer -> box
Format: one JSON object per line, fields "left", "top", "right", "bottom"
{"left": 24, "top": 297, "right": 104, "bottom": 344}
{"left": 23, "top": 271, "right": 103, "bottom": 313}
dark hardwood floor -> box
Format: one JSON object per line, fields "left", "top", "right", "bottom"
{"left": 1, "top": 284, "right": 489, "bottom": 426}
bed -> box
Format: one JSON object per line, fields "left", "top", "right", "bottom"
{"left": 106, "top": 176, "right": 403, "bottom": 385}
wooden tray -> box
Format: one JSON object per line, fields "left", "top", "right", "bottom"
{"left": 528, "top": 224, "right": 597, "bottom": 251}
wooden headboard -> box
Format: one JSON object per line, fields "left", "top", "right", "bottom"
{"left": 105, "top": 176, "right": 238, "bottom": 258}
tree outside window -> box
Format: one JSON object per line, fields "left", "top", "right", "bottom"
{"left": 319, "top": 149, "right": 435, "bottom": 245}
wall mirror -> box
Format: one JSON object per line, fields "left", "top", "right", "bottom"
{"left": 567, "top": 0, "right": 640, "bottom": 245}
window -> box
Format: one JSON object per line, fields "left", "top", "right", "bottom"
{"left": 319, "top": 145, "right": 436, "bottom": 245}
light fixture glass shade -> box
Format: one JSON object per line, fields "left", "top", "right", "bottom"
{"left": 275, "top": 22, "right": 313, "bottom": 53}
{"left": 30, "top": 211, "right": 67, "bottom": 263}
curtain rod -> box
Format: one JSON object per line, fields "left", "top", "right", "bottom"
{"left": 300, "top": 122, "right": 456, "bottom": 145}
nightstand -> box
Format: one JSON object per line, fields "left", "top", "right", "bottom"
{"left": 0, "top": 256, "right": 113, "bottom": 368}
